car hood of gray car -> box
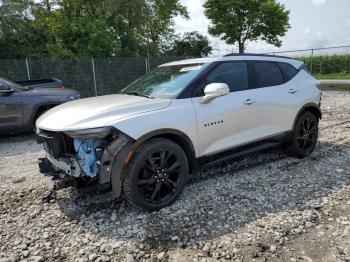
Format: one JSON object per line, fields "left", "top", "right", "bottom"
{"left": 25, "top": 87, "right": 78, "bottom": 96}
{"left": 36, "top": 94, "right": 171, "bottom": 131}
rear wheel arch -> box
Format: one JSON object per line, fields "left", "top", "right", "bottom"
{"left": 288, "top": 110, "right": 319, "bottom": 158}
{"left": 292, "top": 103, "right": 321, "bottom": 132}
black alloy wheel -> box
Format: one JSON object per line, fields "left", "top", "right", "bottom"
{"left": 288, "top": 111, "right": 319, "bottom": 158}
{"left": 124, "top": 138, "right": 189, "bottom": 210}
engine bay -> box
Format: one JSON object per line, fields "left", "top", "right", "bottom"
{"left": 74, "top": 138, "right": 103, "bottom": 177}
{"left": 37, "top": 128, "right": 132, "bottom": 194}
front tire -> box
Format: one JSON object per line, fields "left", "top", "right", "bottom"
{"left": 287, "top": 111, "right": 319, "bottom": 158}
{"left": 124, "top": 138, "right": 189, "bottom": 211}
{"left": 32, "top": 108, "right": 49, "bottom": 132}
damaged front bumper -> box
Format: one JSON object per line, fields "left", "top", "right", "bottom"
{"left": 36, "top": 127, "right": 134, "bottom": 197}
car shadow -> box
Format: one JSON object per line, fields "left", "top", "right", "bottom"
{"left": 52, "top": 140, "right": 350, "bottom": 250}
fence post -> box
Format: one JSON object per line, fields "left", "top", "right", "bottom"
{"left": 145, "top": 57, "right": 148, "bottom": 74}
{"left": 310, "top": 49, "right": 314, "bottom": 74}
{"left": 25, "top": 58, "right": 31, "bottom": 80}
{"left": 147, "top": 49, "right": 150, "bottom": 73}
{"left": 91, "top": 58, "right": 98, "bottom": 97}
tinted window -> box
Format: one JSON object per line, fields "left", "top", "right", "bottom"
{"left": 207, "top": 62, "right": 249, "bottom": 92}
{"left": 301, "top": 65, "right": 311, "bottom": 75}
{"left": 278, "top": 62, "right": 298, "bottom": 82}
{"left": 0, "top": 77, "right": 29, "bottom": 91}
{"left": 255, "top": 62, "right": 284, "bottom": 87}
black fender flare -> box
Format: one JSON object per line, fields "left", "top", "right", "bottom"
{"left": 130, "top": 129, "right": 197, "bottom": 171}
{"left": 130, "top": 129, "right": 196, "bottom": 153}
{"left": 292, "top": 102, "right": 322, "bottom": 132}
{"left": 110, "top": 129, "right": 198, "bottom": 197}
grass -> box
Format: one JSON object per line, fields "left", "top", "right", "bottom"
{"left": 318, "top": 83, "right": 350, "bottom": 91}
{"left": 315, "top": 72, "right": 350, "bottom": 80}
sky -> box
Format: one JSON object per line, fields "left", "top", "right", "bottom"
{"left": 174, "top": 0, "right": 350, "bottom": 56}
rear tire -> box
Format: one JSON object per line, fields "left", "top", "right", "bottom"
{"left": 287, "top": 111, "right": 319, "bottom": 158}
{"left": 123, "top": 138, "right": 189, "bottom": 211}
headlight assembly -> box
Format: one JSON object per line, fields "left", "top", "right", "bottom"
{"left": 64, "top": 127, "right": 113, "bottom": 139}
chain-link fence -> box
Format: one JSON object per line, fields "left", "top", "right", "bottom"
{"left": 0, "top": 46, "right": 349, "bottom": 98}
{"left": 265, "top": 45, "right": 350, "bottom": 76}
{"left": 0, "top": 56, "right": 186, "bottom": 98}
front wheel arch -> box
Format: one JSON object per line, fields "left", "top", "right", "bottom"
{"left": 129, "top": 129, "right": 198, "bottom": 174}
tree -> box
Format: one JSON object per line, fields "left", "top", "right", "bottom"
{"left": 203, "top": 0, "right": 290, "bottom": 53}
{"left": 0, "top": 0, "right": 121, "bottom": 59}
{"left": 167, "top": 31, "right": 212, "bottom": 57}
{"left": 0, "top": 0, "right": 189, "bottom": 58}
{"left": 0, "top": 0, "right": 37, "bottom": 59}
{"left": 41, "top": 0, "right": 121, "bottom": 58}
{"left": 142, "top": 0, "right": 189, "bottom": 55}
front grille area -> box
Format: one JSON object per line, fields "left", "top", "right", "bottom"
{"left": 37, "top": 129, "right": 75, "bottom": 158}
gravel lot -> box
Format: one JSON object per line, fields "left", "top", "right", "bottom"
{"left": 1, "top": 91, "right": 350, "bottom": 262}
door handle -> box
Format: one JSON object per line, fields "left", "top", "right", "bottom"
{"left": 244, "top": 99, "right": 256, "bottom": 105}
{"left": 288, "top": 88, "right": 298, "bottom": 94}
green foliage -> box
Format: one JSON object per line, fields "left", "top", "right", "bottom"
{"left": 0, "top": 0, "right": 37, "bottom": 59}
{"left": 203, "top": 0, "right": 290, "bottom": 53}
{"left": 0, "top": 0, "right": 188, "bottom": 59}
{"left": 297, "top": 55, "right": 350, "bottom": 75}
{"left": 142, "top": 0, "right": 189, "bottom": 55}
{"left": 166, "top": 31, "right": 213, "bottom": 57}
{"left": 314, "top": 72, "right": 350, "bottom": 80}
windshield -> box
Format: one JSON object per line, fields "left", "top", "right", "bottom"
{"left": 121, "top": 63, "right": 208, "bottom": 99}
{"left": 0, "top": 77, "right": 29, "bottom": 91}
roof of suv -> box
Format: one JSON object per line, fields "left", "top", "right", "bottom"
{"left": 159, "top": 54, "right": 303, "bottom": 69}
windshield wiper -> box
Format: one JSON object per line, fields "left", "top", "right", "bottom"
{"left": 124, "top": 91, "right": 154, "bottom": 99}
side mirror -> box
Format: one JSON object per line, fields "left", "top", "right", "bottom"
{"left": 200, "top": 83, "right": 229, "bottom": 104}
{"left": 0, "top": 88, "right": 14, "bottom": 95}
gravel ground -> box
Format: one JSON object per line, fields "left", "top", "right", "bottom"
{"left": 0, "top": 91, "right": 350, "bottom": 262}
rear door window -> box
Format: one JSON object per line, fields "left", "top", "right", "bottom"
{"left": 206, "top": 62, "right": 249, "bottom": 92}
{"left": 277, "top": 62, "right": 298, "bottom": 82}
{"left": 254, "top": 62, "right": 284, "bottom": 88}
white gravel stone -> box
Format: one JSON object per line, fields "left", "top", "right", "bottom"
{"left": 0, "top": 91, "right": 350, "bottom": 261}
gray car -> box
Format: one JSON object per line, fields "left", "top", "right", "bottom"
{"left": 0, "top": 76, "right": 80, "bottom": 134}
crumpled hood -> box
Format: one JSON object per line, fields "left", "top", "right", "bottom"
{"left": 37, "top": 94, "right": 171, "bottom": 131}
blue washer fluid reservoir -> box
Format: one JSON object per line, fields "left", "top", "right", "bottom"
{"left": 74, "top": 139, "right": 103, "bottom": 177}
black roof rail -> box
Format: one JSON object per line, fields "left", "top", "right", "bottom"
{"left": 223, "top": 53, "right": 292, "bottom": 59}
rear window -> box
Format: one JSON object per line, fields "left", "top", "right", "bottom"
{"left": 277, "top": 62, "right": 298, "bottom": 82}
{"left": 301, "top": 65, "right": 311, "bottom": 75}
{"left": 254, "top": 62, "right": 284, "bottom": 88}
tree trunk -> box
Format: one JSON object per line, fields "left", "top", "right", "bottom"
{"left": 239, "top": 42, "right": 245, "bottom": 54}
{"left": 44, "top": 0, "right": 51, "bottom": 11}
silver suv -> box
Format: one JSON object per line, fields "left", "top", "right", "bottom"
{"left": 37, "top": 54, "right": 322, "bottom": 210}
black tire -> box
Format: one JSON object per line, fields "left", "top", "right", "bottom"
{"left": 124, "top": 138, "right": 189, "bottom": 211}
{"left": 287, "top": 111, "right": 319, "bottom": 158}
{"left": 32, "top": 108, "right": 48, "bottom": 132}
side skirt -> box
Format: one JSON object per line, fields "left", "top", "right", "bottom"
{"left": 198, "top": 131, "right": 292, "bottom": 168}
